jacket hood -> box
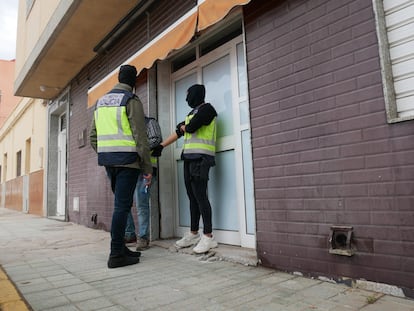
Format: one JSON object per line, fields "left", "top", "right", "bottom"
{"left": 186, "top": 84, "right": 205, "bottom": 108}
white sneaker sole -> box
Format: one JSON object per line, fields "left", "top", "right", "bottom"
{"left": 193, "top": 242, "right": 218, "bottom": 254}
{"left": 175, "top": 238, "right": 200, "bottom": 248}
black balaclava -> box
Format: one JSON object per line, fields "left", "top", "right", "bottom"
{"left": 186, "top": 84, "right": 205, "bottom": 108}
{"left": 118, "top": 65, "right": 137, "bottom": 88}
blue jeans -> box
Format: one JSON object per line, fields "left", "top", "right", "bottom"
{"left": 105, "top": 167, "right": 140, "bottom": 256}
{"left": 125, "top": 174, "right": 154, "bottom": 240}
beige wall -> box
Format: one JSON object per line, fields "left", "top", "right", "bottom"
{"left": 0, "top": 60, "right": 21, "bottom": 128}
{"left": 0, "top": 97, "right": 46, "bottom": 182}
{"left": 15, "top": 0, "right": 61, "bottom": 75}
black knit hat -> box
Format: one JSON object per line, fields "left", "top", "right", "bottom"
{"left": 118, "top": 65, "right": 137, "bottom": 88}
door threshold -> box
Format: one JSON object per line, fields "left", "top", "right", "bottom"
{"left": 48, "top": 215, "right": 65, "bottom": 221}
{"left": 152, "top": 239, "right": 258, "bottom": 266}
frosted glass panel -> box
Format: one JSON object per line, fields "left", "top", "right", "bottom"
{"left": 237, "top": 43, "right": 250, "bottom": 126}
{"left": 177, "top": 152, "right": 239, "bottom": 231}
{"left": 202, "top": 55, "right": 233, "bottom": 138}
{"left": 237, "top": 43, "right": 247, "bottom": 98}
{"left": 242, "top": 130, "right": 255, "bottom": 234}
{"left": 209, "top": 151, "right": 239, "bottom": 231}
{"left": 239, "top": 100, "right": 249, "bottom": 126}
{"left": 175, "top": 74, "right": 197, "bottom": 149}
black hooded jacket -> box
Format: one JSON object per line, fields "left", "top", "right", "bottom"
{"left": 179, "top": 84, "right": 217, "bottom": 163}
{"left": 184, "top": 84, "right": 217, "bottom": 134}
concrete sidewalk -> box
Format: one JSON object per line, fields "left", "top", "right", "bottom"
{"left": 0, "top": 207, "right": 413, "bottom": 311}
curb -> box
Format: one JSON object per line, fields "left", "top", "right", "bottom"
{"left": 0, "top": 265, "right": 31, "bottom": 311}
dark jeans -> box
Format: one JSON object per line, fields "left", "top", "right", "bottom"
{"left": 183, "top": 159, "right": 212, "bottom": 234}
{"left": 105, "top": 166, "right": 140, "bottom": 256}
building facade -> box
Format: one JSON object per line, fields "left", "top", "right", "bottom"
{"left": 0, "top": 97, "right": 47, "bottom": 216}
{"left": 14, "top": 0, "right": 414, "bottom": 296}
{"left": 0, "top": 60, "right": 47, "bottom": 216}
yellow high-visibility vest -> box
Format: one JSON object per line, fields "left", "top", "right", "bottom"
{"left": 151, "top": 156, "right": 157, "bottom": 166}
{"left": 182, "top": 114, "right": 216, "bottom": 156}
{"left": 95, "top": 90, "right": 138, "bottom": 165}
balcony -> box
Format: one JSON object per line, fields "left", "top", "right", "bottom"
{"left": 14, "top": 0, "right": 140, "bottom": 99}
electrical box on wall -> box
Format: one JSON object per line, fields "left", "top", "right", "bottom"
{"left": 78, "top": 129, "right": 86, "bottom": 148}
{"left": 73, "top": 197, "right": 79, "bottom": 212}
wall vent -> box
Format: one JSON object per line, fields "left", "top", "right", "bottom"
{"left": 329, "top": 226, "right": 355, "bottom": 256}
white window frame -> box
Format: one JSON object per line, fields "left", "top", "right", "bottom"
{"left": 373, "top": 0, "right": 414, "bottom": 123}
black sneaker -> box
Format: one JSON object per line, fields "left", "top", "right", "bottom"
{"left": 107, "top": 255, "right": 139, "bottom": 269}
{"left": 124, "top": 246, "right": 141, "bottom": 257}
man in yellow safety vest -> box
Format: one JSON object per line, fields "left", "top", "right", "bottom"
{"left": 90, "top": 65, "right": 152, "bottom": 268}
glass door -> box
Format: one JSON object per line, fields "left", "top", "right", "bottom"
{"left": 172, "top": 36, "right": 255, "bottom": 248}
{"left": 56, "top": 113, "right": 66, "bottom": 217}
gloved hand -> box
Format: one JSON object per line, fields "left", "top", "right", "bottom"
{"left": 151, "top": 144, "right": 164, "bottom": 157}
{"left": 175, "top": 121, "right": 185, "bottom": 137}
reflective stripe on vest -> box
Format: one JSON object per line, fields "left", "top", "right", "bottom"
{"left": 95, "top": 92, "right": 136, "bottom": 153}
{"left": 182, "top": 114, "right": 216, "bottom": 156}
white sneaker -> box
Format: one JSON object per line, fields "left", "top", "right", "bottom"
{"left": 193, "top": 235, "right": 218, "bottom": 253}
{"left": 175, "top": 232, "right": 200, "bottom": 248}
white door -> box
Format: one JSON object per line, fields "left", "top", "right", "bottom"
{"left": 173, "top": 36, "right": 255, "bottom": 248}
{"left": 56, "top": 113, "right": 66, "bottom": 217}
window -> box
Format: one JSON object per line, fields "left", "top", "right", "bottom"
{"left": 171, "top": 48, "right": 196, "bottom": 72}
{"left": 373, "top": 0, "right": 414, "bottom": 123}
{"left": 171, "top": 18, "right": 243, "bottom": 72}
{"left": 16, "top": 151, "right": 21, "bottom": 177}
{"left": 199, "top": 20, "right": 242, "bottom": 57}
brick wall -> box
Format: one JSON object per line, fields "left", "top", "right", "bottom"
{"left": 244, "top": 0, "right": 414, "bottom": 290}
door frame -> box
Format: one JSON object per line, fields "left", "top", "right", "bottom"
{"left": 46, "top": 90, "right": 69, "bottom": 220}
{"left": 170, "top": 34, "right": 255, "bottom": 248}
{"left": 56, "top": 113, "right": 67, "bottom": 217}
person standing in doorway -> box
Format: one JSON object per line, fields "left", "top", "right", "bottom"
{"left": 125, "top": 117, "right": 162, "bottom": 251}
{"left": 151, "top": 84, "right": 218, "bottom": 253}
{"left": 90, "top": 64, "right": 153, "bottom": 268}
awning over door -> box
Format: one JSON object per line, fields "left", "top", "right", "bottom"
{"left": 197, "top": 0, "right": 251, "bottom": 31}
{"left": 87, "top": 10, "right": 197, "bottom": 107}
{"left": 87, "top": 0, "right": 251, "bottom": 107}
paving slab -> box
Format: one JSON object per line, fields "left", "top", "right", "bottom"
{"left": 1, "top": 207, "right": 414, "bottom": 311}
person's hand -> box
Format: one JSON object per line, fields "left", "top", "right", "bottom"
{"left": 176, "top": 121, "right": 185, "bottom": 128}
{"left": 151, "top": 144, "right": 164, "bottom": 157}
{"left": 175, "top": 121, "right": 185, "bottom": 137}
{"left": 143, "top": 173, "right": 152, "bottom": 186}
